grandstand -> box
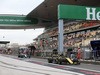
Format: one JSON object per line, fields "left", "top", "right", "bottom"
{"left": 31, "top": 0, "right": 100, "bottom": 57}
{"left": 34, "top": 20, "right": 100, "bottom": 57}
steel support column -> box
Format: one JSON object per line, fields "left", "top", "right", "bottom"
{"left": 58, "top": 19, "right": 64, "bottom": 54}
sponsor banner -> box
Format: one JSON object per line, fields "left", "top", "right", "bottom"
{"left": 58, "top": 5, "right": 100, "bottom": 20}
{"left": 0, "top": 16, "right": 38, "bottom": 25}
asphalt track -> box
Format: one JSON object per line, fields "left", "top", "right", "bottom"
{"left": 1, "top": 54, "right": 100, "bottom": 75}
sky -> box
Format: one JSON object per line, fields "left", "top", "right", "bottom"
{"left": 0, "top": 0, "right": 44, "bottom": 45}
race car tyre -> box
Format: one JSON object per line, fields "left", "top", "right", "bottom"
{"left": 74, "top": 61, "right": 80, "bottom": 65}
{"left": 48, "top": 58, "right": 53, "bottom": 63}
{"left": 58, "top": 59, "right": 62, "bottom": 65}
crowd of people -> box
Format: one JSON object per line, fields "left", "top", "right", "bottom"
{"left": 0, "top": 48, "right": 12, "bottom": 54}
{"left": 46, "top": 29, "right": 100, "bottom": 49}
{"left": 41, "top": 21, "right": 100, "bottom": 49}
{"left": 64, "top": 30, "right": 100, "bottom": 47}
{"left": 34, "top": 20, "right": 100, "bottom": 59}
{"left": 47, "top": 21, "right": 100, "bottom": 36}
